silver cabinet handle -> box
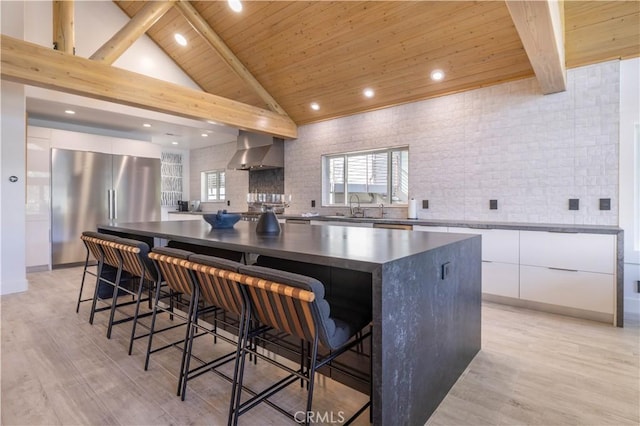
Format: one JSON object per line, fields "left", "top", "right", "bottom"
{"left": 548, "top": 267, "right": 578, "bottom": 272}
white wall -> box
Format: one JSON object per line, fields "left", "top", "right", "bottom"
{"left": 0, "top": 1, "right": 28, "bottom": 295}
{"left": 190, "top": 142, "right": 248, "bottom": 213}
{"left": 619, "top": 58, "right": 640, "bottom": 317}
{"left": 285, "top": 61, "right": 620, "bottom": 226}
{"left": 23, "top": 0, "right": 200, "bottom": 90}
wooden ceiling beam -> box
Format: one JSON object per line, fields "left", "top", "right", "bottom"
{"left": 506, "top": 0, "right": 567, "bottom": 94}
{"left": 1, "top": 35, "right": 297, "bottom": 139}
{"left": 175, "top": 0, "right": 290, "bottom": 117}
{"left": 53, "top": 1, "right": 74, "bottom": 54}
{"left": 90, "top": 0, "right": 175, "bottom": 65}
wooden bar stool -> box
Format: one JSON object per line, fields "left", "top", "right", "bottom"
{"left": 78, "top": 231, "right": 119, "bottom": 313}
{"left": 231, "top": 265, "right": 372, "bottom": 426}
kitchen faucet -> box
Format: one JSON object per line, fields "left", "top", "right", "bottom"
{"left": 349, "top": 194, "right": 362, "bottom": 217}
{"left": 379, "top": 203, "right": 385, "bottom": 218}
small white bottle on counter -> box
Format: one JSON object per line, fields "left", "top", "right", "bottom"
{"left": 408, "top": 198, "right": 418, "bottom": 219}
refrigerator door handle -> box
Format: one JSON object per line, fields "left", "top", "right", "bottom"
{"left": 113, "top": 189, "right": 117, "bottom": 220}
{"left": 107, "top": 190, "right": 113, "bottom": 219}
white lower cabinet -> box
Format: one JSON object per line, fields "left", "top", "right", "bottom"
{"left": 520, "top": 265, "right": 614, "bottom": 314}
{"left": 482, "top": 261, "right": 520, "bottom": 298}
{"left": 310, "top": 220, "right": 373, "bottom": 228}
{"left": 167, "top": 213, "right": 203, "bottom": 221}
{"left": 413, "top": 225, "right": 449, "bottom": 233}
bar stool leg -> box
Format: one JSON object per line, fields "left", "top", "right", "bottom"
{"left": 106, "top": 265, "right": 124, "bottom": 339}
{"left": 144, "top": 276, "right": 164, "bottom": 371}
{"left": 128, "top": 274, "right": 148, "bottom": 355}
{"left": 89, "top": 257, "right": 105, "bottom": 325}
{"left": 178, "top": 287, "right": 198, "bottom": 400}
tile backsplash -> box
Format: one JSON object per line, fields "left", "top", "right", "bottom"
{"left": 248, "top": 168, "right": 284, "bottom": 194}
{"left": 284, "top": 61, "right": 620, "bottom": 225}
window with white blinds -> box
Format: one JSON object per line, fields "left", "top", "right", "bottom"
{"left": 201, "top": 170, "right": 226, "bottom": 201}
{"left": 322, "top": 147, "right": 409, "bottom": 206}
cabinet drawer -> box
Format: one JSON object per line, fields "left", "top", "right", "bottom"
{"left": 448, "top": 228, "right": 519, "bottom": 264}
{"left": 520, "top": 265, "right": 614, "bottom": 314}
{"left": 482, "top": 261, "right": 519, "bottom": 298}
{"left": 520, "top": 231, "right": 615, "bottom": 274}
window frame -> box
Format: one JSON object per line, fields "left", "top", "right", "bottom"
{"left": 201, "top": 169, "right": 226, "bottom": 202}
{"left": 321, "top": 146, "right": 409, "bottom": 207}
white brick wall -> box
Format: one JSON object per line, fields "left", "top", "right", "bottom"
{"left": 189, "top": 141, "right": 248, "bottom": 213}
{"left": 285, "top": 61, "right": 620, "bottom": 225}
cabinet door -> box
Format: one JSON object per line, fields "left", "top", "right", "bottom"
{"left": 520, "top": 265, "right": 614, "bottom": 314}
{"left": 482, "top": 261, "right": 519, "bottom": 298}
{"left": 448, "top": 228, "right": 519, "bottom": 264}
{"left": 520, "top": 231, "right": 615, "bottom": 274}
{"left": 413, "top": 225, "right": 449, "bottom": 233}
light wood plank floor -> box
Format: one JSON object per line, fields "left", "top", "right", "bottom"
{"left": 1, "top": 267, "right": 638, "bottom": 425}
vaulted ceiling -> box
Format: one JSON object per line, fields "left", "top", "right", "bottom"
{"left": 113, "top": 1, "right": 640, "bottom": 125}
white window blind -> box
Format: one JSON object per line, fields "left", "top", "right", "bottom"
{"left": 202, "top": 170, "right": 226, "bottom": 201}
{"left": 323, "top": 147, "right": 409, "bottom": 206}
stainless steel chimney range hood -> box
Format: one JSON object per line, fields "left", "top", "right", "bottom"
{"left": 227, "top": 130, "right": 284, "bottom": 170}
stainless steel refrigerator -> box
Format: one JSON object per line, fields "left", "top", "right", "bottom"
{"left": 51, "top": 148, "right": 161, "bottom": 267}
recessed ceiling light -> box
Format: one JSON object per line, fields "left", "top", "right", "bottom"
{"left": 64, "top": 109, "right": 75, "bottom": 115}
{"left": 207, "top": 120, "right": 218, "bottom": 125}
{"left": 172, "top": 141, "right": 179, "bottom": 145}
{"left": 201, "top": 133, "right": 208, "bottom": 137}
{"left": 228, "top": 0, "right": 242, "bottom": 13}
{"left": 363, "top": 88, "right": 375, "bottom": 98}
{"left": 143, "top": 123, "right": 151, "bottom": 128}
{"left": 310, "top": 102, "right": 320, "bottom": 111}
{"left": 430, "top": 69, "right": 445, "bottom": 81}
{"left": 174, "top": 33, "right": 187, "bottom": 47}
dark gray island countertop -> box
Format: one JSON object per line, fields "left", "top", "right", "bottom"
{"left": 100, "top": 220, "right": 472, "bottom": 272}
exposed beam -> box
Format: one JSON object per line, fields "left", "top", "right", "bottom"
{"left": 506, "top": 0, "right": 566, "bottom": 94}
{"left": 175, "top": 0, "right": 290, "bottom": 117}
{"left": 1, "top": 35, "right": 297, "bottom": 139}
{"left": 53, "top": 1, "right": 74, "bottom": 54}
{"left": 90, "top": 0, "right": 175, "bottom": 65}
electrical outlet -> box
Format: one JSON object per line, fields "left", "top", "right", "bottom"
{"left": 311, "top": 200, "right": 316, "bottom": 208}
{"left": 569, "top": 198, "right": 579, "bottom": 210}
{"left": 422, "top": 200, "right": 429, "bottom": 209}
{"left": 489, "top": 200, "right": 498, "bottom": 210}
{"left": 227, "top": 200, "right": 230, "bottom": 206}
{"left": 599, "top": 198, "right": 611, "bottom": 210}
{"left": 637, "top": 281, "right": 640, "bottom": 293}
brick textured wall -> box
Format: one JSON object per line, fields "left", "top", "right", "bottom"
{"left": 189, "top": 141, "right": 248, "bottom": 212}
{"left": 285, "top": 61, "right": 620, "bottom": 225}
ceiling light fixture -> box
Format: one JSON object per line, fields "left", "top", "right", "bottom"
{"left": 174, "top": 33, "right": 187, "bottom": 47}
{"left": 201, "top": 133, "right": 208, "bottom": 137}
{"left": 143, "top": 123, "right": 151, "bottom": 128}
{"left": 172, "top": 141, "right": 179, "bottom": 145}
{"left": 64, "top": 110, "right": 75, "bottom": 115}
{"left": 430, "top": 69, "right": 445, "bottom": 81}
{"left": 363, "top": 88, "right": 375, "bottom": 98}
{"left": 310, "top": 102, "right": 320, "bottom": 111}
{"left": 228, "top": 0, "right": 243, "bottom": 13}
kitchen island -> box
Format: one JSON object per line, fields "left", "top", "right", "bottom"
{"left": 98, "top": 220, "right": 481, "bottom": 425}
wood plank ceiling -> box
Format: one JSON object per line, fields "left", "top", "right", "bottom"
{"left": 114, "top": 1, "right": 640, "bottom": 126}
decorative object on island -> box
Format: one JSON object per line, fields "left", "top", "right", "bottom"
{"left": 255, "top": 209, "right": 281, "bottom": 234}
{"left": 203, "top": 210, "right": 241, "bottom": 229}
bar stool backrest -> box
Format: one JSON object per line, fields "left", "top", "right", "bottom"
{"left": 80, "top": 232, "right": 121, "bottom": 267}
{"left": 238, "top": 265, "right": 319, "bottom": 345}
{"left": 149, "top": 248, "right": 195, "bottom": 296}
{"left": 117, "top": 238, "right": 156, "bottom": 282}
{"left": 187, "top": 254, "right": 245, "bottom": 316}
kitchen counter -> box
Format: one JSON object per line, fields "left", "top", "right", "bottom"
{"left": 98, "top": 220, "right": 481, "bottom": 425}
{"left": 282, "top": 215, "right": 622, "bottom": 234}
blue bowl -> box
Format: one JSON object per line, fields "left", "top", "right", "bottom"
{"left": 202, "top": 212, "right": 241, "bottom": 229}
